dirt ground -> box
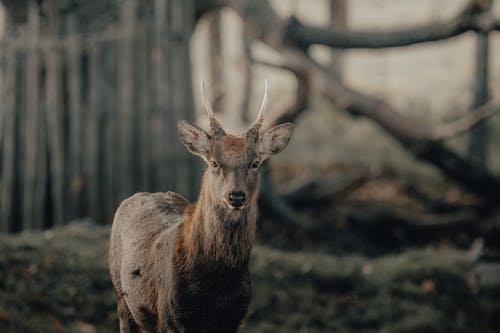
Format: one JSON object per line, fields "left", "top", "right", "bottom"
{"left": 0, "top": 201, "right": 499, "bottom": 333}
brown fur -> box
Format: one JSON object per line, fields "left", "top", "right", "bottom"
{"left": 222, "top": 135, "right": 248, "bottom": 154}
{"left": 109, "top": 167, "right": 257, "bottom": 332}
{"left": 109, "top": 118, "right": 293, "bottom": 333}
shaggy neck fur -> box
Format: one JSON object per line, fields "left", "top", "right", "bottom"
{"left": 175, "top": 172, "right": 258, "bottom": 272}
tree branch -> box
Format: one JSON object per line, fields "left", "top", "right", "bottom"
{"left": 307, "top": 55, "right": 500, "bottom": 205}
{"left": 285, "top": 0, "right": 500, "bottom": 49}
{"left": 431, "top": 100, "right": 500, "bottom": 141}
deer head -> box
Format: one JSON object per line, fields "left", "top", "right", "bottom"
{"left": 177, "top": 80, "right": 293, "bottom": 211}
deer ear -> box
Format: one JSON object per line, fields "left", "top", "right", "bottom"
{"left": 178, "top": 120, "right": 211, "bottom": 161}
{"left": 259, "top": 123, "right": 293, "bottom": 160}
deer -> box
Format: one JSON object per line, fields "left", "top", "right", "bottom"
{"left": 108, "top": 80, "right": 293, "bottom": 333}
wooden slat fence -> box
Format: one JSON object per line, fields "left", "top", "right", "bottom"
{"left": 0, "top": 0, "right": 200, "bottom": 232}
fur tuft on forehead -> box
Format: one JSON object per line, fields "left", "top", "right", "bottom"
{"left": 221, "top": 135, "right": 248, "bottom": 153}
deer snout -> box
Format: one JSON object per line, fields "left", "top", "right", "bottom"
{"left": 228, "top": 191, "right": 246, "bottom": 208}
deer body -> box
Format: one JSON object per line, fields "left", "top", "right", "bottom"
{"left": 109, "top": 81, "right": 293, "bottom": 333}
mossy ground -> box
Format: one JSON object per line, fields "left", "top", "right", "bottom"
{"left": 0, "top": 221, "right": 498, "bottom": 333}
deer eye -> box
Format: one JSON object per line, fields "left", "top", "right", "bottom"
{"left": 210, "top": 160, "right": 218, "bottom": 168}
{"left": 250, "top": 160, "right": 260, "bottom": 169}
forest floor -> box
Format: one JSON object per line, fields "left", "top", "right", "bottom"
{"left": 1, "top": 173, "right": 500, "bottom": 333}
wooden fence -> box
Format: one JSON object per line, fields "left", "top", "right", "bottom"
{"left": 0, "top": 0, "right": 200, "bottom": 232}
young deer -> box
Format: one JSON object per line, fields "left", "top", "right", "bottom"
{"left": 108, "top": 81, "right": 293, "bottom": 333}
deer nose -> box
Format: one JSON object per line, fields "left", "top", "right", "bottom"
{"left": 228, "top": 191, "right": 246, "bottom": 207}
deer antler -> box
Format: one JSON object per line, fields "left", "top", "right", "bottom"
{"left": 246, "top": 79, "right": 269, "bottom": 140}
{"left": 254, "top": 78, "right": 268, "bottom": 129}
{"left": 200, "top": 81, "right": 215, "bottom": 118}
{"left": 200, "top": 81, "right": 226, "bottom": 138}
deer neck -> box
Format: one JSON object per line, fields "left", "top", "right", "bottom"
{"left": 176, "top": 173, "right": 257, "bottom": 271}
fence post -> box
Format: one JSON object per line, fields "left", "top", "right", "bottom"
{"left": 172, "top": 0, "right": 199, "bottom": 198}
{"left": 23, "top": 3, "right": 41, "bottom": 230}
{"left": 68, "top": 16, "right": 84, "bottom": 219}
{"left": 138, "top": 19, "right": 152, "bottom": 191}
{"left": 45, "top": 44, "right": 65, "bottom": 227}
{"left": 118, "top": 0, "right": 137, "bottom": 201}
{"left": 0, "top": 46, "right": 16, "bottom": 232}
{"left": 152, "top": 0, "right": 169, "bottom": 192}
{"left": 86, "top": 43, "right": 100, "bottom": 222}
{"left": 1, "top": 0, "right": 200, "bottom": 232}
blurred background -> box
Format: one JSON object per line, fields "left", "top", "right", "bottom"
{"left": 0, "top": 0, "right": 500, "bottom": 332}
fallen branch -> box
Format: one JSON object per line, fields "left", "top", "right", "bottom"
{"left": 279, "top": 168, "right": 368, "bottom": 205}
{"left": 285, "top": 0, "right": 500, "bottom": 49}
{"left": 345, "top": 203, "right": 478, "bottom": 234}
{"left": 405, "top": 182, "right": 478, "bottom": 214}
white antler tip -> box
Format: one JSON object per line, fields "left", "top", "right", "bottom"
{"left": 257, "top": 78, "right": 269, "bottom": 120}
{"left": 200, "top": 80, "right": 215, "bottom": 117}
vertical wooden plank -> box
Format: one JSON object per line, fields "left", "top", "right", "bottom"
{"left": 45, "top": 41, "right": 65, "bottom": 227}
{"left": 171, "top": 0, "right": 197, "bottom": 198}
{"left": 86, "top": 43, "right": 100, "bottom": 222}
{"left": 170, "top": 0, "right": 183, "bottom": 194}
{"left": 164, "top": 0, "right": 176, "bottom": 193}
{"left": 118, "top": 0, "right": 137, "bottom": 200}
{"left": 67, "top": 16, "right": 84, "bottom": 218}
{"left": 153, "top": 0, "right": 168, "bottom": 192}
{"left": 43, "top": 0, "right": 65, "bottom": 228}
{"left": 138, "top": 20, "right": 151, "bottom": 191}
{"left": 34, "top": 60, "right": 47, "bottom": 230}
{"left": 103, "top": 42, "right": 118, "bottom": 222}
{"left": 0, "top": 48, "right": 5, "bottom": 151}
{"left": 0, "top": 47, "right": 16, "bottom": 232}
{"left": 0, "top": 55, "right": 3, "bottom": 147}
{"left": 14, "top": 38, "right": 29, "bottom": 233}
{"left": 23, "top": 3, "right": 40, "bottom": 230}
{"left": 185, "top": 0, "right": 200, "bottom": 199}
